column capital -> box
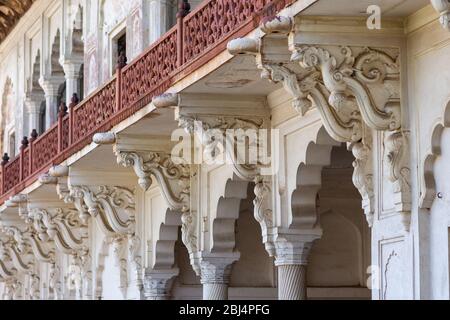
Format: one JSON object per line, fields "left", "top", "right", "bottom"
{"left": 61, "top": 58, "right": 84, "bottom": 78}
{"left": 199, "top": 254, "right": 239, "bottom": 284}
{"left": 143, "top": 268, "right": 179, "bottom": 300}
{"left": 272, "top": 231, "right": 322, "bottom": 266}
{"left": 39, "top": 76, "right": 65, "bottom": 97}
{"left": 25, "top": 93, "right": 45, "bottom": 114}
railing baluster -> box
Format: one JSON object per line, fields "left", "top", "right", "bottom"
{"left": 0, "top": 0, "right": 294, "bottom": 202}
{"left": 29, "top": 130, "right": 38, "bottom": 175}
{"left": 19, "top": 137, "right": 29, "bottom": 182}
{"left": 69, "top": 93, "right": 79, "bottom": 145}
{"left": 58, "top": 102, "right": 67, "bottom": 153}
{"left": 1, "top": 153, "right": 9, "bottom": 195}
{"left": 177, "top": 0, "right": 191, "bottom": 67}
{"left": 116, "top": 52, "right": 127, "bottom": 113}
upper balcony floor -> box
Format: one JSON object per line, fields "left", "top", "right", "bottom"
{"left": 0, "top": 0, "right": 298, "bottom": 204}
{"left": 0, "top": 0, "right": 203, "bottom": 159}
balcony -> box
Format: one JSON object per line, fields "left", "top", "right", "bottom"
{"left": 0, "top": 0, "right": 294, "bottom": 204}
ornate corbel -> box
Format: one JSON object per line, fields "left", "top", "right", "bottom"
{"left": 70, "top": 185, "right": 136, "bottom": 237}
{"left": 292, "top": 45, "right": 401, "bottom": 132}
{"left": 1, "top": 225, "right": 55, "bottom": 267}
{"left": 94, "top": 131, "right": 198, "bottom": 261}
{"left": 349, "top": 138, "right": 375, "bottom": 227}
{"left": 28, "top": 208, "right": 88, "bottom": 255}
{"left": 384, "top": 130, "right": 411, "bottom": 231}
{"left": 118, "top": 151, "right": 190, "bottom": 209}
{"left": 253, "top": 175, "right": 276, "bottom": 255}
{"left": 431, "top": 0, "right": 450, "bottom": 30}
{"left": 178, "top": 114, "right": 265, "bottom": 181}
{"left": 0, "top": 241, "right": 17, "bottom": 280}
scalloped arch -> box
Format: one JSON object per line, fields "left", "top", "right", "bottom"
{"left": 291, "top": 126, "right": 341, "bottom": 230}
{"left": 153, "top": 208, "right": 182, "bottom": 270}
{"left": 420, "top": 100, "right": 450, "bottom": 209}
{"left": 211, "top": 175, "right": 253, "bottom": 254}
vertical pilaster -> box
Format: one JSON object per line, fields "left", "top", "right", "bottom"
{"left": 62, "top": 61, "right": 83, "bottom": 105}
{"left": 40, "top": 78, "right": 65, "bottom": 129}
{"left": 25, "top": 94, "right": 45, "bottom": 134}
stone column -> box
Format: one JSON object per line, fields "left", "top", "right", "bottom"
{"left": 62, "top": 61, "right": 83, "bottom": 105}
{"left": 143, "top": 269, "right": 178, "bottom": 300}
{"left": 149, "top": 0, "right": 174, "bottom": 43}
{"left": 25, "top": 94, "right": 45, "bottom": 134}
{"left": 199, "top": 255, "right": 238, "bottom": 300}
{"left": 40, "top": 77, "right": 64, "bottom": 129}
{"left": 273, "top": 235, "right": 320, "bottom": 300}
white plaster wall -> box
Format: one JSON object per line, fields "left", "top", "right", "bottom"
{"left": 406, "top": 10, "right": 450, "bottom": 299}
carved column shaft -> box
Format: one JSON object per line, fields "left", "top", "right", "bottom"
{"left": 278, "top": 264, "right": 307, "bottom": 300}
{"left": 273, "top": 237, "right": 318, "bottom": 301}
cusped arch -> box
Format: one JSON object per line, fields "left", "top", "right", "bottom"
{"left": 70, "top": 5, "right": 84, "bottom": 60}
{"left": 50, "top": 29, "right": 64, "bottom": 78}
{"left": 290, "top": 126, "right": 341, "bottom": 230}
{"left": 29, "top": 50, "right": 43, "bottom": 94}
{"left": 420, "top": 100, "right": 450, "bottom": 209}
{"left": 211, "top": 176, "right": 253, "bottom": 254}
{"left": 153, "top": 209, "right": 182, "bottom": 270}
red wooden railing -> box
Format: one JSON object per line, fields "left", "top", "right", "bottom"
{"left": 0, "top": 0, "right": 294, "bottom": 204}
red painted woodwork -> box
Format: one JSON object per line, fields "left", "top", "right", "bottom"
{"left": 0, "top": 0, "right": 293, "bottom": 202}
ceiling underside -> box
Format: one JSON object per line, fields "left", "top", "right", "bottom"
{"left": 0, "top": 0, "right": 36, "bottom": 44}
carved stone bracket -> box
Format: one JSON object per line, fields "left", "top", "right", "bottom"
{"left": 178, "top": 114, "right": 266, "bottom": 181}
{"left": 94, "top": 132, "right": 197, "bottom": 256}
{"left": 384, "top": 130, "right": 411, "bottom": 230}
{"left": 28, "top": 207, "right": 88, "bottom": 255}
{"left": 253, "top": 175, "right": 276, "bottom": 253}
{"left": 228, "top": 18, "right": 410, "bottom": 230}
{"left": 70, "top": 185, "right": 136, "bottom": 237}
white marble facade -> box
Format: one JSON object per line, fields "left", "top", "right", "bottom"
{"left": 0, "top": 0, "right": 450, "bottom": 300}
